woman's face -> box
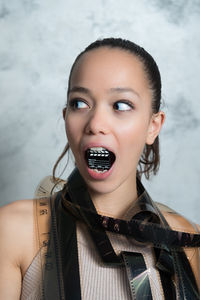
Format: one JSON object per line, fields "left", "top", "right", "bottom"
{"left": 64, "top": 47, "right": 164, "bottom": 195}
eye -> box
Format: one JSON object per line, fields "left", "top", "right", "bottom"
{"left": 68, "top": 99, "right": 89, "bottom": 110}
{"left": 113, "top": 101, "right": 134, "bottom": 111}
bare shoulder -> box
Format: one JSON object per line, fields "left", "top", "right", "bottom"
{"left": 156, "top": 202, "right": 199, "bottom": 233}
{"left": 0, "top": 199, "right": 37, "bottom": 299}
{"left": 0, "top": 199, "right": 36, "bottom": 271}
{"left": 0, "top": 198, "right": 34, "bottom": 223}
{"left": 0, "top": 199, "right": 34, "bottom": 239}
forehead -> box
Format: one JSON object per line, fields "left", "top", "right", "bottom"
{"left": 70, "top": 47, "right": 151, "bottom": 99}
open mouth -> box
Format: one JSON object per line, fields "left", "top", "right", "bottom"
{"left": 85, "top": 147, "right": 116, "bottom": 173}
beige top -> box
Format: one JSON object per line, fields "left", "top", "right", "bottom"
{"left": 21, "top": 221, "right": 164, "bottom": 300}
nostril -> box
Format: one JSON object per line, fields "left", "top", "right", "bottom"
{"left": 85, "top": 114, "right": 109, "bottom": 135}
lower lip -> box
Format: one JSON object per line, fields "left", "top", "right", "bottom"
{"left": 86, "top": 164, "right": 114, "bottom": 180}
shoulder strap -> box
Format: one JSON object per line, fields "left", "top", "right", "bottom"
{"left": 34, "top": 197, "right": 51, "bottom": 252}
{"left": 34, "top": 197, "right": 51, "bottom": 298}
{"left": 35, "top": 196, "right": 66, "bottom": 299}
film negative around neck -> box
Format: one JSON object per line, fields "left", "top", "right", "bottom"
{"left": 35, "top": 168, "right": 200, "bottom": 300}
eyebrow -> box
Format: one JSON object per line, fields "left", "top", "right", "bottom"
{"left": 68, "top": 86, "right": 140, "bottom": 98}
{"left": 68, "top": 86, "right": 91, "bottom": 96}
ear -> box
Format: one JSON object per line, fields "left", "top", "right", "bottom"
{"left": 63, "top": 107, "right": 67, "bottom": 120}
{"left": 146, "top": 111, "right": 165, "bottom": 145}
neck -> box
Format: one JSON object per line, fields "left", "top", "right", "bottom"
{"left": 88, "top": 176, "right": 138, "bottom": 219}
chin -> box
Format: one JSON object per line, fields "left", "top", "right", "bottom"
{"left": 86, "top": 180, "right": 119, "bottom": 196}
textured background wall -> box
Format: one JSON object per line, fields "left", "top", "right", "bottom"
{"left": 0, "top": 0, "right": 200, "bottom": 223}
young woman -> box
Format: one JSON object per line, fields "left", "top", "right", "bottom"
{"left": 0, "top": 38, "right": 200, "bottom": 300}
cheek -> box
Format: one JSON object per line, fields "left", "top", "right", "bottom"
{"left": 118, "top": 119, "right": 150, "bottom": 159}
{"left": 118, "top": 118, "right": 149, "bottom": 143}
{"left": 65, "top": 116, "right": 78, "bottom": 144}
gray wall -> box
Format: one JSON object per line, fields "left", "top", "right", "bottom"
{"left": 0, "top": 0, "right": 200, "bottom": 223}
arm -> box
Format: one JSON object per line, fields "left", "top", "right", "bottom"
{"left": 0, "top": 199, "right": 35, "bottom": 299}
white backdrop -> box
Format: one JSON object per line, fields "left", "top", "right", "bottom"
{"left": 0, "top": 0, "right": 200, "bottom": 223}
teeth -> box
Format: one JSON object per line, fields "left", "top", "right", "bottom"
{"left": 90, "top": 147, "right": 105, "bottom": 151}
{"left": 88, "top": 147, "right": 109, "bottom": 156}
{"left": 88, "top": 147, "right": 109, "bottom": 153}
{"left": 93, "top": 169, "right": 107, "bottom": 173}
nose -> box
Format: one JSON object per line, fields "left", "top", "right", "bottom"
{"left": 85, "top": 107, "right": 110, "bottom": 135}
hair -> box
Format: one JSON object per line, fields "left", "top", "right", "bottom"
{"left": 53, "top": 38, "right": 162, "bottom": 181}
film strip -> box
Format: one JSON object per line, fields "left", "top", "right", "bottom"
{"left": 62, "top": 197, "right": 200, "bottom": 250}
{"left": 33, "top": 169, "right": 200, "bottom": 299}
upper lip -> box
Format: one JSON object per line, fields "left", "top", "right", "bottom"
{"left": 82, "top": 142, "right": 116, "bottom": 155}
